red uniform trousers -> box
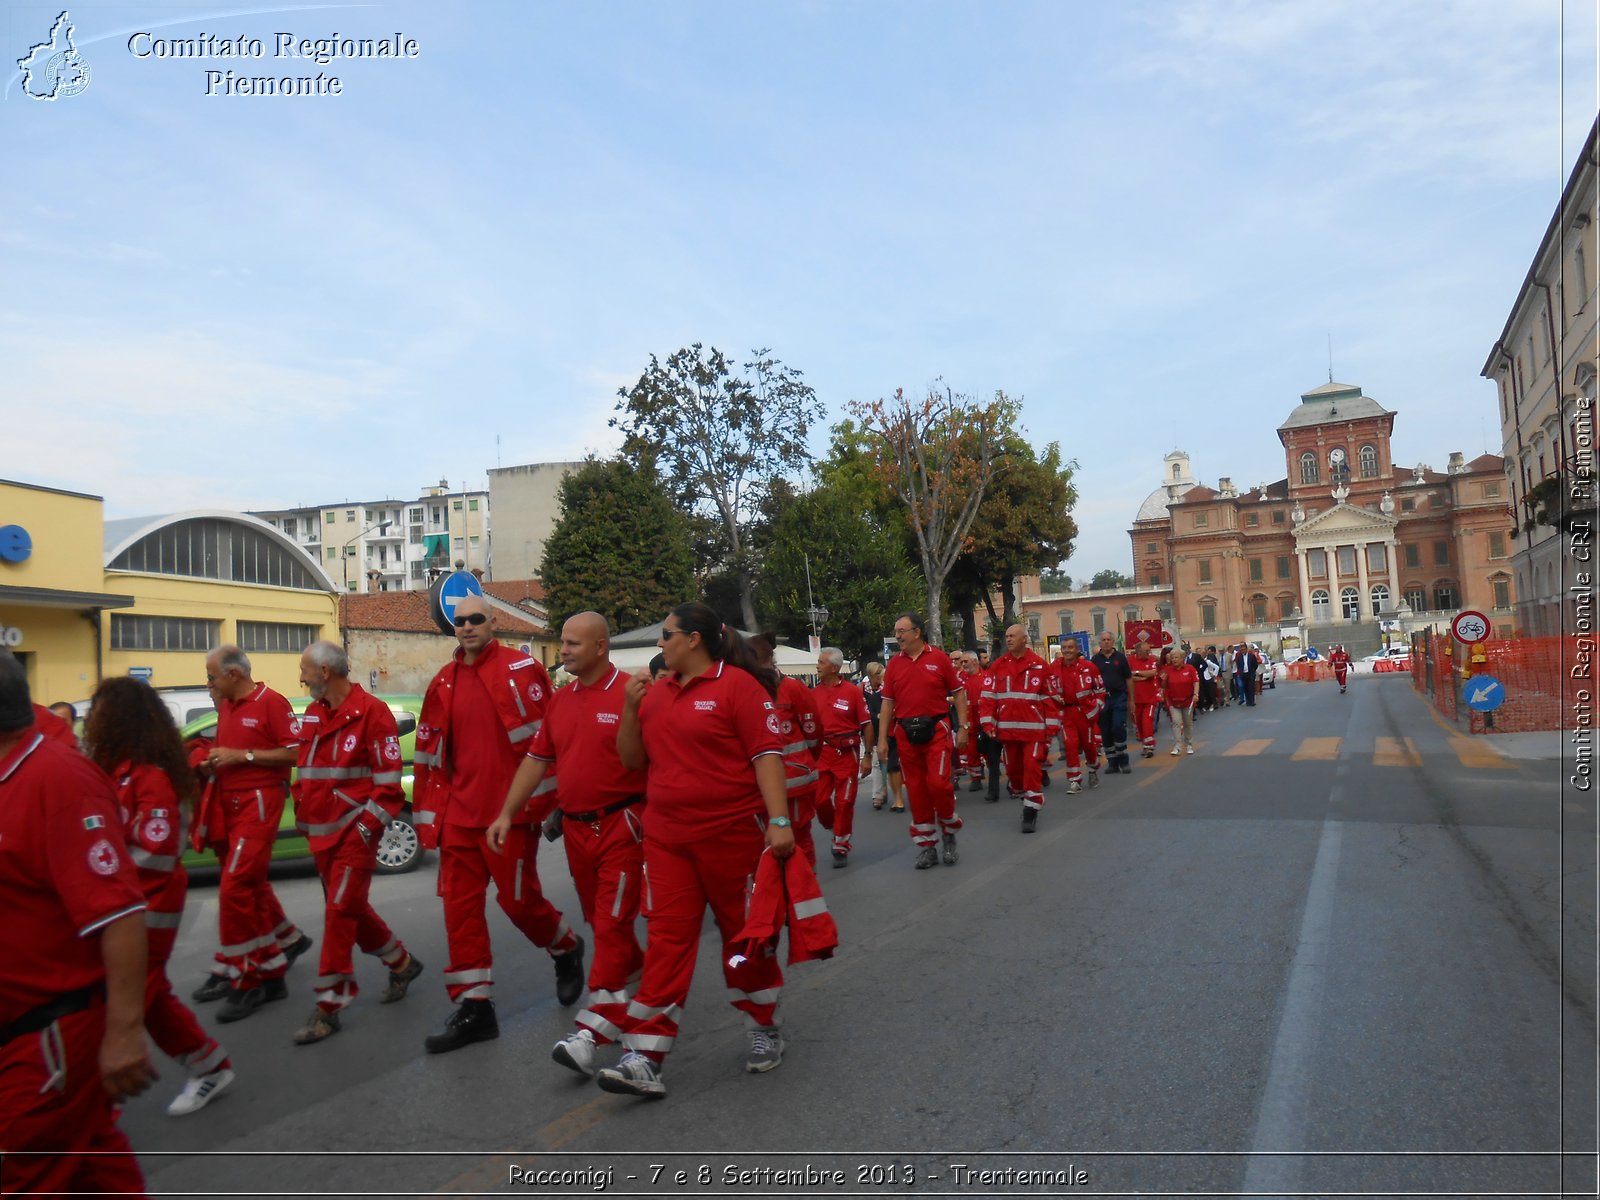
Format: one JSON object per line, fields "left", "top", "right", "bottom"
{"left": 1058, "top": 709, "right": 1092, "bottom": 784}
{"left": 1132, "top": 702, "right": 1158, "bottom": 752}
{"left": 1001, "top": 738, "right": 1045, "bottom": 808}
{"left": 0, "top": 1005, "right": 147, "bottom": 1198}
{"left": 439, "top": 821, "right": 576, "bottom": 1003}
{"left": 216, "top": 786, "right": 300, "bottom": 989}
{"left": 963, "top": 724, "right": 982, "bottom": 782}
{"left": 145, "top": 919, "right": 227, "bottom": 1078}
{"left": 814, "top": 742, "right": 861, "bottom": 856}
{"left": 311, "top": 828, "right": 410, "bottom": 1012}
{"left": 894, "top": 723, "right": 962, "bottom": 848}
{"left": 1333, "top": 664, "right": 1349, "bottom": 688}
{"left": 786, "top": 782, "right": 818, "bottom": 870}
{"left": 564, "top": 808, "right": 645, "bottom": 1045}
{"left": 618, "top": 820, "right": 781, "bottom": 1063}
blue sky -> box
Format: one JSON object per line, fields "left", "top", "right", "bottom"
{"left": 4, "top": 0, "right": 1596, "bottom": 581}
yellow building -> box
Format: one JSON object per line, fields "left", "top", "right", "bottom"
{"left": 1, "top": 479, "right": 339, "bottom": 706}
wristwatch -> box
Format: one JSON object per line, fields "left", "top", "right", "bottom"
{"left": 767, "top": 816, "right": 792, "bottom": 828}
{"left": 245, "top": 750, "right": 255, "bottom": 763}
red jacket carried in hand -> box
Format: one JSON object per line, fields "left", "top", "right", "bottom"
{"left": 731, "top": 847, "right": 839, "bottom": 967}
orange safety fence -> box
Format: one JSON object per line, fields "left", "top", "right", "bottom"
{"left": 1411, "top": 631, "right": 1592, "bottom": 733}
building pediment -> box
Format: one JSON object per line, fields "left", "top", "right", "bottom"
{"left": 1293, "top": 501, "right": 1398, "bottom": 547}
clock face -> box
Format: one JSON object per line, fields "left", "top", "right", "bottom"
{"left": 1329, "top": 448, "right": 1347, "bottom": 465}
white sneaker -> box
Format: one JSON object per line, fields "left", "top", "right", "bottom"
{"left": 596, "top": 1050, "right": 665, "bottom": 1097}
{"left": 167, "top": 1066, "right": 235, "bottom": 1116}
{"left": 1170, "top": 747, "right": 1182, "bottom": 756}
{"left": 1186, "top": 745, "right": 1195, "bottom": 754}
{"left": 552, "top": 1028, "right": 598, "bottom": 1076}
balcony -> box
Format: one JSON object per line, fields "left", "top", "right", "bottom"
{"left": 1525, "top": 472, "right": 1594, "bottom": 532}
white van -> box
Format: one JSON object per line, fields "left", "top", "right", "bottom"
{"left": 73, "top": 685, "right": 215, "bottom": 729}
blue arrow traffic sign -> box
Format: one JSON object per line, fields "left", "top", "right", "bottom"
{"left": 429, "top": 569, "right": 484, "bottom": 633}
{"left": 1463, "top": 675, "right": 1505, "bottom": 713}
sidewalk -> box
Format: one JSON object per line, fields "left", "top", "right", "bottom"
{"left": 1475, "top": 730, "right": 1563, "bottom": 761}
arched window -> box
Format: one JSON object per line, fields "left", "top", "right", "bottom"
{"left": 1370, "top": 584, "right": 1390, "bottom": 612}
{"left": 1359, "top": 444, "right": 1378, "bottom": 478}
{"left": 1300, "top": 452, "right": 1319, "bottom": 485}
{"left": 1340, "top": 587, "right": 1360, "bottom": 620}
{"left": 1403, "top": 584, "right": 1426, "bottom": 611}
{"left": 1432, "top": 581, "right": 1457, "bottom": 611}
{"left": 1311, "top": 589, "right": 1331, "bottom": 621}
{"left": 1172, "top": 462, "right": 1181, "bottom": 479}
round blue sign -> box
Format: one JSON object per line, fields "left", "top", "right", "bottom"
{"left": 428, "top": 570, "right": 484, "bottom": 634}
{"left": 0, "top": 525, "right": 32, "bottom": 564}
{"left": 1464, "top": 675, "right": 1505, "bottom": 713}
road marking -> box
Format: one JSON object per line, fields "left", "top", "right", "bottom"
{"left": 1223, "top": 738, "right": 1273, "bottom": 757}
{"left": 1242, "top": 813, "right": 1346, "bottom": 1196}
{"left": 1291, "top": 737, "right": 1341, "bottom": 761}
{"left": 1447, "top": 736, "right": 1515, "bottom": 769}
{"left": 1373, "top": 736, "right": 1422, "bottom": 767}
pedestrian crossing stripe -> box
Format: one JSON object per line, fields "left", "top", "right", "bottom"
{"left": 1212, "top": 735, "right": 1515, "bottom": 769}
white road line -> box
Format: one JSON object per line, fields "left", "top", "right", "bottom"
{"left": 1241, "top": 813, "right": 1346, "bottom": 1198}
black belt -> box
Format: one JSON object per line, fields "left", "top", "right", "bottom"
{"left": 564, "top": 794, "right": 644, "bottom": 824}
{"left": 0, "top": 984, "right": 101, "bottom": 1047}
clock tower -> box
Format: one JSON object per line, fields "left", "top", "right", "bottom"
{"left": 1276, "top": 380, "right": 1397, "bottom": 507}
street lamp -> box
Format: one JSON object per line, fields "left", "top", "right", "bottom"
{"left": 803, "top": 554, "right": 829, "bottom": 644}
{"left": 342, "top": 520, "right": 390, "bottom": 592}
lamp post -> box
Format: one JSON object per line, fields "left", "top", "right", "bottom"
{"left": 342, "top": 520, "right": 391, "bottom": 593}
{"left": 803, "top": 554, "right": 829, "bottom": 647}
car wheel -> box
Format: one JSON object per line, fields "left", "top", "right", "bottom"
{"left": 375, "top": 811, "right": 422, "bottom": 875}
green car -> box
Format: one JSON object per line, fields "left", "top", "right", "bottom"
{"left": 179, "top": 695, "right": 427, "bottom": 875}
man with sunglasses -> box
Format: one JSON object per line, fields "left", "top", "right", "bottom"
{"left": 413, "top": 595, "right": 585, "bottom": 1054}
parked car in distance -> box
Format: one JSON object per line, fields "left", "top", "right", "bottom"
{"left": 179, "top": 695, "right": 426, "bottom": 875}
{"left": 73, "top": 686, "right": 217, "bottom": 731}
{"left": 1362, "top": 645, "right": 1412, "bottom": 666}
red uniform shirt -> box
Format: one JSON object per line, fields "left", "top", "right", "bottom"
{"left": 109, "top": 762, "right": 187, "bottom": 915}
{"left": 881, "top": 646, "right": 961, "bottom": 719}
{"left": 32, "top": 703, "right": 78, "bottom": 749}
{"left": 636, "top": 661, "right": 783, "bottom": 843}
{"left": 810, "top": 678, "right": 869, "bottom": 744}
{"left": 773, "top": 675, "right": 820, "bottom": 790}
{"left": 1128, "top": 653, "right": 1162, "bottom": 705}
{"left": 443, "top": 664, "right": 518, "bottom": 828}
{"left": 0, "top": 734, "right": 146, "bottom": 1026}
{"left": 214, "top": 683, "right": 299, "bottom": 791}
{"left": 526, "top": 665, "right": 647, "bottom": 815}
{"left": 1055, "top": 656, "right": 1106, "bottom": 719}
{"left": 1164, "top": 664, "right": 1200, "bottom": 707}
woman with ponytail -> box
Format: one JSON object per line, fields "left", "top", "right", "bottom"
{"left": 598, "top": 603, "right": 793, "bottom": 1098}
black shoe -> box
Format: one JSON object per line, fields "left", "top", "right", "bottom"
{"left": 940, "top": 832, "right": 958, "bottom": 866}
{"left": 831, "top": 850, "right": 848, "bottom": 868}
{"left": 424, "top": 999, "right": 499, "bottom": 1053}
{"left": 1040, "top": 771, "right": 1051, "bottom": 789}
{"left": 1021, "top": 806, "right": 1038, "bottom": 834}
{"left": 282, "top": 933, "right": 314, "bottom": 967}
{"left": 984, "top": 791, "right": 1000, "bottom": 803}
{"left": 914, "top": 845, "right": 939, "bottom": 870}
{"left": 966, "top": 777, "right": 982, "bottom": 792}
{"left": 192, "top": 974, "right": 233, "bottom": 1004}
{"left": 552, "top": 935, "right": 586, "bottom": 1007}
{"left": 1105, "top": 763, "right": 1122, "bottom": 775}
{"left": 216, "top": 977, "right": 288, "bottom": 1024}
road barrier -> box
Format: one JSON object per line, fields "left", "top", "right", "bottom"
{"left": 1411, "top": 631, "right": 1587, "bottom": 733}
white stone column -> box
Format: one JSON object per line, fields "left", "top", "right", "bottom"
{"left": 1297, "top": 549, "right": 1313, "bottom": 621}
{"left": 1384, "top": 541, "right": 1399, "bottom": 606}
{"left": 1355, "top": 540, "right": 1370, "bottom": 620}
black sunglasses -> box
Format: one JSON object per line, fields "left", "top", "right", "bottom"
{"left": 453, "top": 613, "right": 488, "bottom": 628}
{"left": 660, "top": 627, "right": 690, "bottom": 640}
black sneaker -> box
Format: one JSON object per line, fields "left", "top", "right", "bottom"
{"left": 282, "top": 933, "right": 314, "bottom": 967}
{"left": 914, "top": 845, "right": 939, "bottom": 870}
{"left": 553, "top": 936, "right": 586, "bottom": 1007}
{"left": 1040, "top": 771, "right": 1051, "bottom": 789}
{"left": 831, "top": 849, "right": 848, "bottom": 868}
{"left": 424, "top": 999, "right": 499, "bottom": 1054}
{"left": 191, "top": 974, "right": 233, "bottom": 1004}
{"left": 1021, "top": 807, "right": 1038, "bottom": 834}
{"left": 216, "top": 977, "right": 288, "bottom": 1024}
{"left": 940, "top": 832, "right": 958, "bottom": 865}
{"left": 966, "top": 777, "right": 982, "bottom": 792}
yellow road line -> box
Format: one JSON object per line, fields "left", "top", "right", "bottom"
{"left": 1291, "top": 737, "right": 1341, "bottom": 761}
{"left": 1448, "top": 736, "right": 1515, "bottom": 769}
{"left": 1374, "top": 736, "right": 1423, "bottom": 767}
{"left": 1222, "top": 738, "right": 1273, "bottom": 757}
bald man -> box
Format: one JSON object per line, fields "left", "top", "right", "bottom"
{"left": 413, "top": 595, "right": 584, "bottom": 1054}
{"left": 490, "top": 612, "right": 646, "bottom": 1077}
{"left": 987, "top": 625, "right": 1057, "bottom": 833}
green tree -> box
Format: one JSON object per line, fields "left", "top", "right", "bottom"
{"left": 539, "top": 457, "right": 695, "bottom": 634}
{"left": 612, "top": 345, "right": 823, "bottom": 630}
{"left": 1088, "top": 569, "right": 1134, "bottom": 591}
{"left": 960, "top": 438, "right": 1080, "bottom": 635}
{"left": 1039, "top": 566, "right": 1073, "bottom": 593}
{"left": 752, "top": 475, "right": 923, "bottom": 665}
{"left": 847, "top": 383, "right": 1013, "bottom": 647}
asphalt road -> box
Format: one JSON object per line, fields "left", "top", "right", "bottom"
{"left": 124, "top": 674, "right": 1596, "bottom": 1199}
